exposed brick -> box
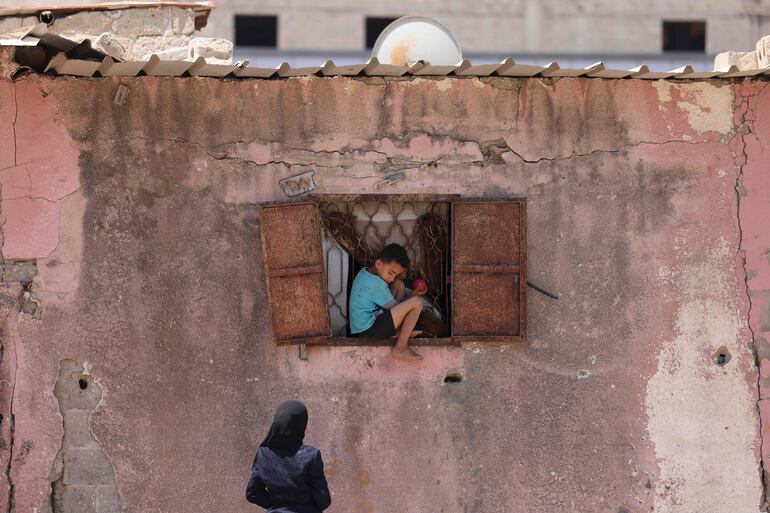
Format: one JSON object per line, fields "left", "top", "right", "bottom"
{"left": 60, "top": 485, "right": 99, "bottom": 513}
{"left": 63, "top": 447, "right": 118, "bottom": 486}
{"left": 171, "top": 8, "right": 195, "bottom": 35}
{"left": 97, "top": 485, "right": 123, "bottom": 513}
{"left": 53, "top": 11, "right": 112, "bottom": 34}
{"left": 1, "top": 260, "right": 37, "bottom": 283}
{"left": 111, "top": 7, "right": 171, "bottom": 37}
{"left": 63, "top": 410, "right": 97, "bottom": 449}
{"left": 52, "top": 361, "right": 123, "bottom": 510}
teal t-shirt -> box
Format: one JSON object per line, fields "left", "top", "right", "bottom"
{"left": 349, "top": 268, "right": 394, "bottom": 334}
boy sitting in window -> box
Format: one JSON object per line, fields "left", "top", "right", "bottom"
{"left": 349, "top": 243, "right": 426, "bottom": 360}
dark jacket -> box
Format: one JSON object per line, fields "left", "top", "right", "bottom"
{"left": 246, "top": 444, "right": 331, "bottom": 513}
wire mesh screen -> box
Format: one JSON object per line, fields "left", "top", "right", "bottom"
{"left": 319, "top": 201, "right": 451, "bottom": 337}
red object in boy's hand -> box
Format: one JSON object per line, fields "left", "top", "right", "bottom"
{"left": 411, "top": 279, "right": 428, "bottom": 293}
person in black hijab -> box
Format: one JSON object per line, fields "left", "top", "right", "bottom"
{"left": 246, "top": 401, "right": 331, "bottom": 513}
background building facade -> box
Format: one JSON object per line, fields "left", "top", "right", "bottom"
{"left": 4, "top": 0, "right": 770, "bottom": 68}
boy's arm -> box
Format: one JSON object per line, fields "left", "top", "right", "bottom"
{"left": 371, "top": 280, "right": 398, "bottom": 310}
{"left": 381, "top": 299, "right": 399, "bottom": 310}
{"left": 380, "top": 283, "right": 428, "bottom": 310}
{"left": 382, "top": 287, "right": 428, "bottom": 310}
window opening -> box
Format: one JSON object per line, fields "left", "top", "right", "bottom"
{"left": 365, "top": 16, "right": 400, "bottom": 49}
{"left": 662, "top": 21, "right": 706, "bottom": 52}
{"left": 235, "top": 15, "right": 278, "bottom": 47}
{"left": 319, "top": 200, "right": 450, "bottom": 339}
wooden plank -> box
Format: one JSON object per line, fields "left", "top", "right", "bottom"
{"left": 453, "top": 264, "right": 521, "bottom": 274}
{"left": 321, "top": 337, "right": 459, "bottom": 347}
{"left": 309, "top": 193, "right": 461, "bottom": 203}
{"left": 259, "top": 202, "right": 331, "bottom": 343}
{"left": 451, "top": 199, "right": 527, "bottom": 339}
{"left": 268, "top": 264, "right": 324, "bottom": 278}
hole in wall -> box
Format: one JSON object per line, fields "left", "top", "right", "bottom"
{"left": 38, "top": 10, "right": 54, "bottom": 25}
{"left": 713, "top": 346, "right": 731, "bottom": 367}
{"left": 443, "top": 371, "right": 463, "bottom": 384}
{"left": 78, "top": 379, "right": 88, "bottom": 390}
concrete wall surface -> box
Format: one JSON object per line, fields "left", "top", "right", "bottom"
{"left": 0, "top": 67, "right": 768, "bottom": 513}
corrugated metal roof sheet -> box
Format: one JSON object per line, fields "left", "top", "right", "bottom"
{"left": 35, "top": 53, "right": 766, "bottom": 80}
{"left": 3, "top": 26, "right": 768, "bottom": 80}
{"left": 5, "top": 22, "right": 109, "bottom": 58}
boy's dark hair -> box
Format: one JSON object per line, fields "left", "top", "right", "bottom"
{"left": 377, "top": 243, "right": 410, "bottom": 268}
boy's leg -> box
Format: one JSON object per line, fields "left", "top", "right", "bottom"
{"left": 389, "top": 297, "right": 422, "bottom": 334}
{"left": 388, "top": 297, "right": 423, "bottom": 359}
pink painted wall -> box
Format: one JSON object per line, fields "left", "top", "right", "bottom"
{"left": 0, "top": 68, "right": 766, "bottom": 513}
{"left": 736, "top": 81, "right": 770, "bottom": 492}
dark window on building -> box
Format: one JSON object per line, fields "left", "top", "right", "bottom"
{"left": 258, "top": 196, "right": 527, "bottom": 345}
{"left": 234, "top": 15, "right": 277, "bottom": 47}
{"left": 365, "top": 17, "right": 399, "bottom": 48}
{"left": 663, "top": 21, "right": 706, "bottom": 52}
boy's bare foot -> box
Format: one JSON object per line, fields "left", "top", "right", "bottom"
{"left": 392, "top": 346, "right": 423, "bottom": 360}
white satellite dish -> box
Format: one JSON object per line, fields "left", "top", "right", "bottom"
{"left": 372, "top": 16, "right": 463, "bottom": 67}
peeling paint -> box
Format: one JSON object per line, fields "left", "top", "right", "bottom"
{"left": 0, "top": 81, "right": 80, "bottom": 260}
{"left": 732, "top": 80, "right": 770, "bottom": 505}
{"left": 653, "top": 81, "right": 734, "bottom": 135}
{"left": 645, "top": 240, "right": 761, "bottom": 513}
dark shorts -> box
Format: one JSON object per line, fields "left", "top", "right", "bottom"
{"left": 356, "top": 310, "right": 396, "bottom": 339}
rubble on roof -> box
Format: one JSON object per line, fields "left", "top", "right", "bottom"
{"left": 0, "top": 1, "right": 231, "bottom": 63}
{"left": 715, "top": 35, "right": 770, "bottom": 71}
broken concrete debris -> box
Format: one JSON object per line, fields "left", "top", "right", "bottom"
{"left": 0, "top": 5, "right": 233, "bottom": 64}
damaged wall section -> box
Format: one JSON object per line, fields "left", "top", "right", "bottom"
{"left": 733, "top": 80, "right": 770, "bottom": 504}
{"left": 48, "top": 360, "right": 121, "bottom": 513}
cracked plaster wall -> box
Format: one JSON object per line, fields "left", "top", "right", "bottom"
{"left": 0, "top": 70, "right": 766, "bottom": 513}
{"left": 735, "top": 80, "right": 770, "bottom": 497}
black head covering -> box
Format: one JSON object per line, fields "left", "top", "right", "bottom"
{"left": 260, "top": 400, "right": 308, "bottom": 450}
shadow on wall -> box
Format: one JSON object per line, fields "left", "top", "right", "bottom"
{"left": 47, "top": 360, "right": 121, "bottom": 513}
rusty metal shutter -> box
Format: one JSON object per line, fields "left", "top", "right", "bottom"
{"left": 451, "top": 200, "right": 527, "bottom": 340}
{"left": 258, "top": 202, "right": 331, "bottom": 344}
